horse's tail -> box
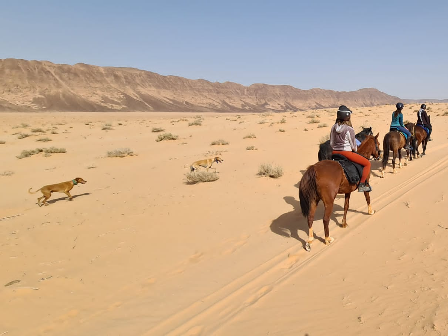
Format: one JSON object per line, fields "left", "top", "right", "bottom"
{"left": 28, "top": 188, "right": 39, "bottom": 194}
{"left": 299, "top": 165, "right": 319, "bottom": 217}
{"left": 382, "top": 133, "right": 391, "bottom": 167}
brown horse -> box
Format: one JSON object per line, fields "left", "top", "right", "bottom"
{"left": 405, "top": 123, "right": 428, "bottom": 158}
{"left": 380, "top": 130, "right": 412, "bottom": 177}
{"left": 299, "top": 134, "right": 380, "bottom": 252}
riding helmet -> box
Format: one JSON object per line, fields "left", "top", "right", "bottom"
{"left": 337, "top": 105, "right": 352, "bottom": 121}
{"left": 421, "top": 103, "right": 426, "bottom": 109}
{"left": 396, "top": 102, "right": 404, "bottom": 110}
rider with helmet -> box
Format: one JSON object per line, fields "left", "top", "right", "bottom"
{"left": 390, "top": 102, "right": 412, "bottom": 150}
{"left": 417, "top": 103, "right": 432, "bottom": 141}
{"left": 330, "top": 105, "right": 372, "bottom": 192}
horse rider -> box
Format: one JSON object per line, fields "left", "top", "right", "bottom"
{"left": 330, "top": 105, "right": 372, "bottom": 192}
{"left": 417, "top": 103, "right": 432, "bottom": 141}
{"left": 390, "top": 102, "right": 412, "bottom": 150}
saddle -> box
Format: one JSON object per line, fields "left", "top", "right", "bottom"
{"left": 331, "top": 154, "right": 363, "bottom": 184}
{"left": 390, "top": 128, "right": 408, "bottom": 140}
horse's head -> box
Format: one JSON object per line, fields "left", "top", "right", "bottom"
{"left": 362, "top": 127, "right": 373, "bottom": 136}
{"left": 358, "top": 133, "right": 381, "bottom": 160}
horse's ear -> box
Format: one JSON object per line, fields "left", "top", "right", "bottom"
{"left": 375, "top": 133, "right": 379, "bottom": 138}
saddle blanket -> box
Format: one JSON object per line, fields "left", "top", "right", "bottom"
{"left": 331, "top": 154, "right": 363, "bottom": 184}
{"left": 390, "top": 128, "right": 408, "bottom": 140}
{"left": 416, "top": 124, "right": 430, "bottom": 136}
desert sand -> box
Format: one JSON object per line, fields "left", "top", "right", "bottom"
{"left": 1, "top": 104, "right": 448, "bottom": 336}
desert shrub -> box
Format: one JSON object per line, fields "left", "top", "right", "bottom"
{"left": 44, "top": 147, "right": 66, "bottom": 154}
{"left": 0, "top": 170, "right": 14, "bottom": 176}
{"left": 156, "top": 133, "right": 178, "bottom": 142}
{"left": 102, "top": 124, "right": 113, "bottom": 130}
{"left": 189, "top": 119, "right": 202, "bottom": 126}
{"left": 210, "top": 139, "right": 229, "bottom": 145}
{"left": 243, "top": 133, "right": 256, "bottom": 139}
{"left": 306, "top": 114, "right": 316, "bottom": 118}
{"left": 31, "top": 128, "right": 45, "bottom": 133}
{"left": 185, "top": 171, "right": 219, "bottom": 184}
{"left": 279, "top": 129, "right": 286, "bottom": 132}
{"left": 261, "top": 112, "right": 272, "bottom": 117}
{"left": 107, "top": 148, "right": 134, "bottom": 158}
{"left": 17, "top": 133, "right": 30, "bottom": 139}
{"left": 279, "top": 118, "right": 286, "bottom": 123}
{"left": 36, "top": 137, "right": 52, "bottom": 142}
{"left": 246, "top": 146, "right": 257, "bottom": 150}
{"left": 257, "top": 163, "right": 283, "bottom": 178}
{"left": 258, "top": 120, "right": 267, "bottom": 124}
{"left": 0, "top": 140, "right": 5, "bottom": 144}
{"left": 304, "top": 128, "right": 309, "bottom": 131}
{"left": 317, "top": 123, "right": 328, "bottom": 128}
{"left": 443, "top": 111, "right": 448, "bottom": 116}
{"left": 13, "top": 123, "right": 29, "bottom": 129}
{"left": 16, "top": 148, "right": 43, "bottom": 159}
{"left": 152, "top": 127, "right": 165, "bottom": 132}
{"left": 308, "top": 118, "right": 320, "bottom": 124}
{"left": 51, "top": 130, "right": 58, "bottom": 134}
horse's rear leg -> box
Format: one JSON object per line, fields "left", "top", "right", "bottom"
{"left": 321, "top": 195, "right": 335, "bottom": 245}
{"left": 305, "top": 202, "right": 318, "bottom": 252}
{"left": 392, "top": 150, "right": 398, "bottom": 173}
{"left": 422, "top": 139, "right": 427, "bottom": 156}
{"left": 342, "top": 193, "right": 350, "bottom": 228}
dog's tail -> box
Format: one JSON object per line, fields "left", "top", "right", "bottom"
{"left": 28, "top": 188, "right": 39, "bottom": 194}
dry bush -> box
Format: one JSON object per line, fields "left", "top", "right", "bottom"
{"left": 258, "top": 120, "right": 267, "bottom": 124}
{"left": 243, "top": 133, "right": 256, "bottom": 139}
{"left": 107, "top": 148, "right": 135, "bottom": 158}
{"left": 51, "top": 130, "right": 58, "bottom": 134}
{"left": 36, "top": 137, "right": 52, "bottom": 142}
{"left": 156, "top": 133, "right": 178, "bottom": 142}
{"left": 13, "top": 123, "right": 30, "bottom": 129}
{"left": 304, "top": 128, "right": 309, "bottom": 131}
{"left": 189, "top": 119, "right": 202, "bottom": 126}
{"left": 258, "top": 163, "right": 283, "bottom": 178}
{"left": 279, "top": 118, "right": 286, "bottom": 123}
{"left": 44, "top": 147, "right": 66, "bottom": 154}
{"left": 443, "top": 111, "right": 448, "bottom": 116}
{"left": 306, "top": 114, "right": 316, "bottom": 118}
{"left": 246, "top": 146, "right": 257, "bottom": 150}
{"left": 17, "top": 133, "right": 30, "bottom": 139}
{"left": 317, "top": 123, "right": 328, "bottom": 128}
{"left": 185, "top": 171, "right": 219, "bottom": 184}
{"left": 31, "top": 128, "right": 45, "bottom": 133}
{"left": 308, "top": 118, "right": 320, "bottom": 124}
{"left": 211, "top": 139, "right": 229, "bottom": 145}
{"left": 17, "top": 148, "right": 43, "bottom": 159}
{"left": 278, "top": 129, "right": 286, "bottom": 132}
{"left": 0, "top": 140, "right": 5, "bottom": 144}
{"left": 1, "top": 170, "right": 14, "bottom": 176}
{"left": 152, "top": 127, "right": 165, "bottom": 132}
{"left": 102, "top": 124, "right": 113, "bottom": 130}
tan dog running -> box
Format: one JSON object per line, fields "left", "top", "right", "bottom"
{"left": 190, "top": 156, "right": 223, "bottom": 172}
{"left": 28, "top": 177, "right": 87, "bottom": 207}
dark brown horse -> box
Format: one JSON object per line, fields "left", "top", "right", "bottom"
{"left": 405, "top": 123, "right": 428, "bottom": 158}
{"left": 380, "top": 130, "right": 412, "bottom": 177}
{"left": 299, "top": 134, "right": 380, "bottom": 251}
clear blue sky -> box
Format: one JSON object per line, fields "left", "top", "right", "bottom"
{"left": 1, "top": 0, "right": 447, "bottom": 99}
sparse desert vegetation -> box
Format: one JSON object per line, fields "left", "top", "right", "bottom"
{"left": 188, "top": 119, "right": 202, "bottom": 126}
{"left": 16, "top": 147, "right": 66, "bottom": 159}
{"left": 246, "top": 145, "right": 257, "bottom": 150}
{"left": 156, "top": 133, "right": 178, "bottom": 142}
{"left": 243, "top": 133, "right": 256, "bottom": 139}
{"left": 17, "top": 133, "right": 30, "bottom": 139}
{"left": 36, "top": 137, "right": 52, "bottom": 142}
{"left": 0, "top": 140, "right": 5, "bottom": 144}
{"left": 31, "top": 128, "right": 45, "bottom": 133}
{"left": 211, "top": 139, "right": 229, "bottom": 145}
{"left": 107, "top": 148, "right": 135, "bottom": 158}
{"left": 185, "top": 171, "right": 219, "bottom": 184}
{"left": 1, "top": 170, "right": 14, "bottom": 176}
{"left": 152, "top": 127, "right": 165, "bottom": 132}
{"left": 257, "top": 163, "right": 283, "bottom": 178}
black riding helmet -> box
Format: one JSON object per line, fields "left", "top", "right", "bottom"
{"left": 396, "top": 102, "right": 404, "bottom": 110}
{"left": 421, "top": 103, "right": 426, "bottom": 109}
{"left": 337, "top": 105, "right": 352, "bottom": 121}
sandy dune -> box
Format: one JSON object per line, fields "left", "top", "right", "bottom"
{"left": 1, "top": 104, "right": 448, "bottom": 335}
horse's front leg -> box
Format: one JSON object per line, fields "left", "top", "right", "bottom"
{"left": 398, "top": 148, "right": 403, "bottom": 168}
{"left": 305, "top": 202, "right": 317, "bottom": 252}
{"left": 323, "top": 200, "right": 335, "bottom": 245}
{"left": 422, "top": 139, "right": 427, "bottom": 156}
{"left": 392, "top": 150, "right": 397, "bottom": 174}
{"left": 364, "top": 187, "right": 374, "bottom": 214}
{"left": 342, "top": 193, "right": 350, "bottom": 228}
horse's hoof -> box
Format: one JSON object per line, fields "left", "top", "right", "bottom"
{"left": 305, "top": 243, "right": 311, "bottom": 252}
{"left": 342, "top": 223, "right": 348, "bottom": 228}
{"left": 369, "top": 209, "right": 375, "bottom": 215}
{"left": 325, "top": 237, "right": 334, "bottom": 245}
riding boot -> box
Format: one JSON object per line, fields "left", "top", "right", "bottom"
{"left": 404, "top": 136, "right": 412, "bottom": 150}
{"left": 358, "top": 181, "right": 372, "bottom": 192}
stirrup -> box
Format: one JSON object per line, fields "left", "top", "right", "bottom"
{"left": 358, "top": 182, "right": 372, "bottom": 192}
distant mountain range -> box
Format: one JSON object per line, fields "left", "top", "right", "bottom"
{"left": 0, "top": 58, "right": 405, "bottom": 112}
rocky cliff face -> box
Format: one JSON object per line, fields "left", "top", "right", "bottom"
{"left": 0, "top": 59, "right": 400, "bottom": 112}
